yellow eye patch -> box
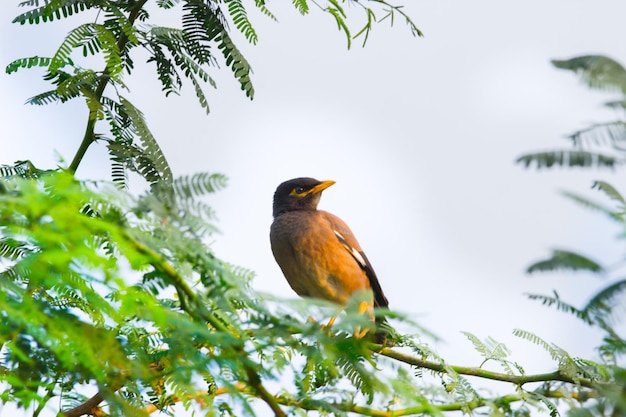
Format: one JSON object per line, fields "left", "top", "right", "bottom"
{"left": 289, "top": 186, "right": 307, "bottom": 196}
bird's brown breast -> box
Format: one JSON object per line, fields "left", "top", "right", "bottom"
{"left": 270, "top": 210, "right": 373, "bottom": 305}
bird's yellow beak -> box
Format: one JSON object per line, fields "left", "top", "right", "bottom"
{"left": 308, "top": 180, "right": 335, "bottom": 195}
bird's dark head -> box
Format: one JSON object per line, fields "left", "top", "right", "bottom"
{"left": 272, "top": 177, "right": 335, "bottom": 217}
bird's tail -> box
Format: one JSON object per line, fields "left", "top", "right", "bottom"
{"left": 374, "top": 314, "right": 394, "bottom": 345}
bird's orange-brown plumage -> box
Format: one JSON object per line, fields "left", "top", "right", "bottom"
{"left": 270, "top": 177, "right": 388, "bottom": 314}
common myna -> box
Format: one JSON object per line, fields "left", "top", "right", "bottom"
{"left": 270, "top": 177, "right": 389, "bottom": 341}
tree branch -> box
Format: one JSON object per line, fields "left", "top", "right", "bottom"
{"left": 246, "top": 368, "right": 287, "bottom": 417}
{"left": 68, "top": 0, "right": 149, "bottom": 173}
{"left": 283, "top": 391, "right": 590, "bottom": 417}
{"left": 373, "top": 344, "right": 604, "bottom": 389}
{"left": 142, "top": 381, "right": 597, "bottom": 417}
{"left": 61, "top": 391, "right": 106, "bottom": 417}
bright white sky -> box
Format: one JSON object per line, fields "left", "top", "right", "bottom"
{"left": 2, "top": 1, "right": 626, "bottom": 415}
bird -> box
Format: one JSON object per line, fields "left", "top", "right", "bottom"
{"left": 269, "top": 177, "right": 389, "bottom": 343}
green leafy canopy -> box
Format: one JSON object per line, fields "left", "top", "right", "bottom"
{"left": 2, "top": 1, "right": 624, "bottom": 416}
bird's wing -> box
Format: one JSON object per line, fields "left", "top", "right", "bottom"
{"left": 325, "top": 213, "right": 389, "bottom": 308}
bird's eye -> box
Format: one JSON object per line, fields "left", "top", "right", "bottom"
{"left": 294, "top": 186, "right": 305, "bottom": 194}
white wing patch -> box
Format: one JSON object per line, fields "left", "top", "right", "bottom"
{"left": 334, "top": 230, "right": 366, "bottom": 268}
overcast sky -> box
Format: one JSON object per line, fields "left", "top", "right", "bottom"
{"left": 2, "top": 0, "right": 626, "bottom": 415}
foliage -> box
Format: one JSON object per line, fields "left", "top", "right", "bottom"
{"left": 6, "top": 0, "right": 422, "bottom": 176}
{"left": 518, "top": 55, "right": 626, "bottom": 416}
{"left": 517, "top": 55, "right": 626, "bottom": 170}
{"left": 3, "top": 166, "right": 611, "bottom": 416}
{"left": 0, "top": 1, "right": 623, "bottom": 417}
{"left": 0, "top": 169, "right": 614, "bottom": 417}
{"left": 524, "top": 181, "right": 626, "bottom": 361}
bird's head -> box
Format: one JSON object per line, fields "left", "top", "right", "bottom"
{"left": 272, "top": 177, "right": 335, "bottom": 217}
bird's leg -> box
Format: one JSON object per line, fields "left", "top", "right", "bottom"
{"left": 320, "top": 315, "right": 337, "bottom": 336}
{"left": 353, "top": 301, "right": 372, "bottom": 339}
{"left": 306, "top": 315, "right": 336, "bottom": 336}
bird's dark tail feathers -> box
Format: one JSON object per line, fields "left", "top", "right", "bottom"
{"left": 374, "top": 315, "right": 394, "bottom": 346}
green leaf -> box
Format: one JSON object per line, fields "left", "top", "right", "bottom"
{"left": 552, "top": 55, "right": 626, "bottom": 94}
{"left": 526, "top": 249, "right": 604, "bottom": 274}
{"left": 5, "top": 56, "right": 52, "bottom": 74}
{"left": 561, "top": 191, "right": 623, "bottom": 221}
{"left": 583, "top": 279, "right": 626, "bottom": 324}
{"left": 12, "top": 0, "right": 95, "bottom": 25}
{"left": 224, "top": 0, "right": 258, "bottom": 45}
{"left": 526, "top": 292, "right": 591, "bottom": 323}
{"left": 25, "top": 90, "right": 63, "bottom": 106}
{"left": 172, "top": 173, "right": 228, "bottom": 199}
{"left": 156, "top": 0, "right": 182, "bottom": 8}
{"left": 50, "top": 23, "right": 123, "bottom": 78}
{"left": 216, "top": 31, "right": 255, "bottom": 99}
{"left": 253, "top": 0, "right": 277, "bottom": 21}
{"left": 291, "top": 0, "right": 309, "bottom": 14}
{"left": 118, "top": 96, "right": 173, "bottom": 185}
{"left": 516, "top": 150, "right": 620, "bottom": 169}
{"left": 592, "top": 181, "right": 626, "bottom": 208}
{"left": 512, "top": 329, "right": 570, "bottom": 364}
{"left": 568, "top": 121, "right": 626, "bottom": 149}
{"left": 326, "top": 0, "right": 351, "bottom": 49}
{"left": 353, "top": 8, "right": 376, "bottom": 46}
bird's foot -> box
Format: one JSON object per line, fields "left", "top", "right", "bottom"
{"left": 353, "top": 326, "right": 370, "bottom": 339}
{"left": 320, "top": 315, "right": 337, "bottom": 336}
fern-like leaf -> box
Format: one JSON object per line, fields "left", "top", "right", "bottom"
{"left": 462, "top": 332, "right": 517, "bottom": 375}
{"left": 552, "top": 55, "right": 626, "bottom": 94}
{"left": 54, "top": 69, "right": 103, "bottom": 115}
{"left": 516, "top": 150, "right": 620, "bottom": 169}
{"left": 604, "top": 99, "right": 626, "bottom": 110}
{"left": 0, "top": 160, "right": 50, "bottom": 178}
{"left": 119, "top": 96, "right": 173, "bottom": 185}
{"left": 525, "top": 292, "right": 591, "bottom": 324}
{"left": 528, "top": 391, "right": 560, "bottom": 417}
{"left": 326, "top": 0, "right": 351, "bottom": 49}
{"left": 592, "top": 181, "right": 626, "bottom": 209}
{"left": 106, "top": 141, "right": 162, "bottom": 187}
{"left": 147, "top": 27, "right": 185, "bottom": 96}
{"left": 172, "top": 173, "right": 228, "bottom": 199}
{"left": 512, "top": 329, "right": 571, "bottom": 367}
{"left": 216, "top": 31, "right": 254, "bottom": 99}
{"left": 224, "top": 0, "right": 258, "bottom": 45}
{"left": 0, "top": 238, "right": 34, "bottom": 261}
{"left": 5, "top": 56, "right": 52, "bottom": 74}
{"left": 187, "top": 70, "right": 211, "bottom": 113}
{"left": 26, "top": 90, "right": 63, "bottom": 106}
{"left": 291, "top": 0, "right": 309, "bottom": 14}
{"left": 562, "top": 191, "right": 623, "bottom": 222}
{"left": 148, "top": 25, "right": 218, "bottom": 110}
{"left": 583, "top": 279, "right": 626, "bottom": 325}
{"left": 253, "top": 0, "right": 277, "bottom": 21}
{"left": 353, "top": 8, "right": 376, "bottom": 47}
{"left": 12, "top": 0, "right": 96, "bottom": 25}
{"left": 110, "top": 159, "right": 128, "bottom": 189}
{"left": 567, "top": 121, "right": 626, "bottom": 149}
{"left": 526, "top": 249, "right": 604, "bottom": 274}
{"left": 336, "top": 355, "right": 375, "bottom": 404}
{"left": 50, "top": 23, "right": 123, "bottom": 78}
{"left": 156, "top": 0, "right": 182, "bottom": 8}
